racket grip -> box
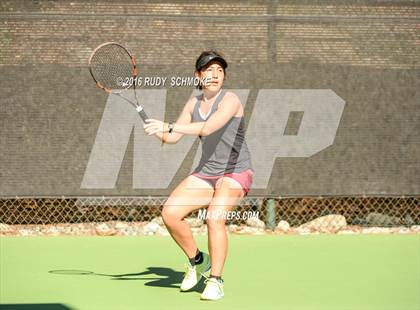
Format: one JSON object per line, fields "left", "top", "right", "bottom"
{"left": 136, "top": 106, "right": 149, "bottom": 122}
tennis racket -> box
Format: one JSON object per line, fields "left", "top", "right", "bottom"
{"left": 88, "top": 42, "right": 149, "bottom": 123}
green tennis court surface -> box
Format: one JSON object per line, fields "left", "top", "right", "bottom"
{"left": 1, "top": 235, "right": 418, "bottom": 310}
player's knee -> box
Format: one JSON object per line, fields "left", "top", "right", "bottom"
{"left": 161, "top": 205, "right": 180, "bottom": 226}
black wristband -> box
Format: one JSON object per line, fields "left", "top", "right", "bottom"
{"left": 168, "top": 122, "right": 174, "bottom": 133}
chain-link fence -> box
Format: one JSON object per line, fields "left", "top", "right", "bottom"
{"left": 1, "top": 196, "right": 418, "bottom": 228}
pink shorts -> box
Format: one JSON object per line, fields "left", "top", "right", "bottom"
{"left": 191, "top": 169, "right": 254, "bottom": 196}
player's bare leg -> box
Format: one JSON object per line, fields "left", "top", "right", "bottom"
{"left": 162, "top": 175, "right": 214, "bottom": 258}
{"left": 162, "top": 175, "right": 214, "bottom": 291}
{"left": 201, "top": 177, "right": 244, "bottom": 300}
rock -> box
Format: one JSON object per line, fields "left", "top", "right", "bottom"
{"left": 228, "top": 224, "right": 239, "bottom": 233}
{"left": 115, "top": 222, "right": 145, "bottom": 236}
{"left": 185, "top": 217, "right": 204, "bottom": 228}
{"left": 276, "top": 220, "right": 290, "bottom": 232}
{"left": 155, "top": 226, "right": 170, "bottom": 236}
{"left": 0, "top": 223, "right": 12, "bottom": 233}
{"left": 337, "top": 230, "right": 356, "bottom": 235}
{"left": 121, "top": 228, "right": 132, "bottom": 236}
{"left": 299, "top": 215, "right": 347, "bottom": 231}
{"left": 46, "top": 227, "right": 61, "bottom": 236}
{"left": 124, "top": 225, "right": 136, "bottom": 235}
{"left": 151, "top": 217, "right": 164, "bottom": 226}
{"left": 115, "top": 222, "right": 129, "bottom": 230}
{"left": 361, "top": 227, "right": 392, "bottom": 234}
{"left": 397, "top": 227, "right": 411, "bottom": 234}
{"left": 253, "top": 228, "right": 266, "bottom": 235}
{"left": 143, "top": 222, "right": 160, "bottom": 235}
{"left": 365, "top": 212, "right": 401, "bottom": 226}
{"left": 235, "top": 226, "right": 265, "bottom": 235}
{"left": 191, "top": 226, "right": 207, "bottom": 236}
{"left": 410, "top": 225, "right": 420, "bottom": 233}
{"left": 294, "top": 226, "right": 312, "bottom": 235}
{"left": 18, "top": 229, "right": 33, "bottom": 236}
{"left": 95, "top": 223, "right": 117, "bottom": 236}
{"left": 246, "top": 217, "right": 265, "bottom": 229}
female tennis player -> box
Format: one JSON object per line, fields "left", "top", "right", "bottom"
{"left": 143, "top": 50, "right": 254, "bottom": 301}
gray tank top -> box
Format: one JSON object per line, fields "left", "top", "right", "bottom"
{"left": 191, "top": 89, "right": 254, "bottom": 176}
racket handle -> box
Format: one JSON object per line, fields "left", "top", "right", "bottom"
{"left": 136, "top": 106, "right": 149, "bottom": 123}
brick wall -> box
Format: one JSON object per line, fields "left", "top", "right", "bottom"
{"left": 0, "top": 0, "right": 418, "bottom": 69}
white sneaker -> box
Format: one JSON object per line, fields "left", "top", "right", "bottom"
{"left": 200, "top": 277, "right": 224, "bottom": 300}
{"left": 180, "top": 252, "right": 211, "bottom": 291}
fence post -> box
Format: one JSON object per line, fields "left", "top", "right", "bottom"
{"left": 266, "top": 198, "right": 276, "bottom": 230}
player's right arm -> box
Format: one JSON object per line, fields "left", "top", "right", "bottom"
{"left": 153, "top": 96, "right": 195, "bottom": 144}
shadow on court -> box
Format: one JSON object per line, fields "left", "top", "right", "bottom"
{"left": 0, "top": 304, "right": 72, "bottom": 310}
{"left": 48, "top": 267, "right": 206, "bottom": 293}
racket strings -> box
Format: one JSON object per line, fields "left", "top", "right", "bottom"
{"left": 90, "top": 44, "right": 133, "bottom": 91}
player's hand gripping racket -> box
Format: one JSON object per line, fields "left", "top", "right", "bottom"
{"left": 88, "top": 42, "right": 149, "bottom": 122}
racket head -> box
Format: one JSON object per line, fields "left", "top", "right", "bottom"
{"left": 88, "top": 42, "right": 138, "bottom": 94}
